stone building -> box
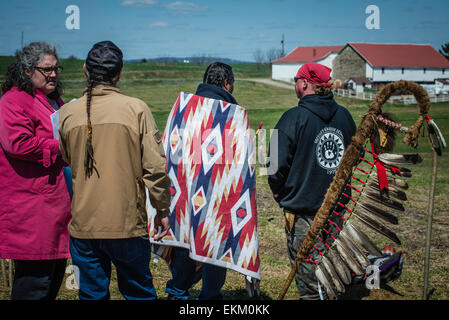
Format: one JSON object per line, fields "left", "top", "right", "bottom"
{"left": 332, "top": 45, "right": 366, "bottom": 82}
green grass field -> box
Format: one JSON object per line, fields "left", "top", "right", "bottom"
{"left": 0, "top": 56, "right": 271, "bottom": 82}
{"left": 0, "top": 59, "right": 448, "bottom": 300}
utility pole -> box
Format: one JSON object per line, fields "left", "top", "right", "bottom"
{"left": 21, "top": 31, "right": 24, "bottom": 49}
{"left": 281, "top": 33, "right": 285, "bottom": 57}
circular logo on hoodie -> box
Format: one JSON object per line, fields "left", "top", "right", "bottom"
{"left": 315, "top": 127, "right": 344, "bottom": 174}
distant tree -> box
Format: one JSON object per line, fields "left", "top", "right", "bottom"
{"left": 199, "top": 54, "right": 210, "bottom": 65}
{"left": 140, "top": 58, "right": 147, "bottom": 63}
{"left": 253, "top": 49, "right": 265, "bottom": 70}
{"left": 191, "top": 53, "right": 212, "bottom": 65}
{"left": 266, "top": 47, "right": 283, "bottom": 66}
{"left": 162, "top": 57, "right": 172, "bottom": 65}
{"left": 440, "top": 43, "right": 449, "bottom": 60}
{"left": 67, "top": 55, "right": 78, "bottom": 60}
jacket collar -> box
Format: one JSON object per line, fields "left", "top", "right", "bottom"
{"left": 83, "top": 84, "right": 121, "bottom": 96}
{"left": 34, "top": 89, "right": 56, "bottom": 113}
{"left": 298, "top": 92, "right": 338, "bottom": 123}
{"left": 298, "top": 91, "right": 334, "bottom": 104}
{"left": 195, "top": 83, "right": 238, "bottom": 105}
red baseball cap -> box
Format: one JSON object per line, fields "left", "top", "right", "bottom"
{"left": 295, "top": 63, "right": 332, "bottom": 87}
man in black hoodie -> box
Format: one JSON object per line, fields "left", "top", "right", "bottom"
{"left": 165, "top": 62, "right": 236, "bottom": 300}
{"left": 268, "top": 63, "right": 356, "bottom": 299}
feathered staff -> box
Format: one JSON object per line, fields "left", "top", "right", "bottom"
{"left": 277, "top": 80, "right": 443, "bottom": 300}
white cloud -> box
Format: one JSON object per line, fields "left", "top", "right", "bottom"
{"left": 164, "top": 1, "right": 207, "bottom": 13}
{"left": 149, "top": 21, "right": 169, "bottom": 28}
{"left": 121, "top": 0, "right": 157, "bottom": 8}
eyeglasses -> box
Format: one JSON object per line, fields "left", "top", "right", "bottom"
{"left": 294, "top": 77, "right": 303, "bottom": 83}
{"left": 35, "top": 65, "right": 63, "bottom": 76}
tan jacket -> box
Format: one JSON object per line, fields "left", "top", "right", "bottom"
{"left": 59, "top": 85, "right": 170, "bottom": 239}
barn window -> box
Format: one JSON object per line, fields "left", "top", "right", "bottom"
{"left": 382, "top": 67, "right": 385, "bottom": 74}
{"left": 443, "top": 69, "right": 446, "bottom": 74}
{"left": 401, "top": 68, "right": 404, "bottom": 74}
{"left": 423, "top": 68, "right": 426, "bottom": 74}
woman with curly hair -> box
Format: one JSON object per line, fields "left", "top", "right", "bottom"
{"left": 0, "top": 42, "right": 71, "bottom": 300}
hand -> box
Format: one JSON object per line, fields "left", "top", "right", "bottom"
{"left": 273, "top": 194, "right": 279, "bottom": 199}
{"left": 153, "top": 215, "right": 170, "bottom": 241}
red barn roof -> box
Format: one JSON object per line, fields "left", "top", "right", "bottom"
{"left": 273, "top": 46, "right": 343, "bottom": 63}
{"left": 348, "top": 43, "right": 449, "bottom": 68}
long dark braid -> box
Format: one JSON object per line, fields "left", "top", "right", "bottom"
{"left": 82, "top": 40, "right": 123, "bottom": 179}
{"left": 84, "top": 78, "right": 99, "bottom": 178}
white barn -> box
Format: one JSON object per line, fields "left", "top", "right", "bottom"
{"left": 333, "top": 43, "right": 449, "bottom": 89}
{"left": 272, "top": 46, "right": 343, "bottom": 83}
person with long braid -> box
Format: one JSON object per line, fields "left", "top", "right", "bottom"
{"left": 58, "top": 41, "right": 171, "bottom": 300}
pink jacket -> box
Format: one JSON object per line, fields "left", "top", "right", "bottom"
{"left": 0, "top": 87, "right": 71, "bottom": 260}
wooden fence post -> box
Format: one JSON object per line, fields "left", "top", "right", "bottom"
{"left": 8, "top": 260, "right": 13, "bottom": 287}
{"left": 0, "top": 259, "right": 14, "bottom": 287}
{"left": 1, "top": 259, "right": 6, "bottom": 286}
{"left": 423, "top": 150, "right": 439, "bottom": 299}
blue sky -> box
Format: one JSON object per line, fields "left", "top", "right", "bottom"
{"left": 1, "top": 0, "right": 448, "bottom": 61}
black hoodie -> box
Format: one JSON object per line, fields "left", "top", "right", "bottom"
{"left": 268, "top": 92, "right": 356, "bottom": 214}
{"left": 195, "top": 83, "right": 238, "bottom": 104}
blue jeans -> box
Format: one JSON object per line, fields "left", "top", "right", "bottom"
{"left": 165, "top": 247, "right": 227, "bottom": 300}
{"left": 63, "top": 167, "right": 72, "bottom": 200}
{"left": 69, "top": 236, "right": 157, "bottom": 300}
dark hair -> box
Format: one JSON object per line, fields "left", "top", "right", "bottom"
{"left": 84, "top": 78, "right": 97, "bottom": 178}
{"left": 2, "top": 42, "right": 61, "bottom": 96}
{"left": 83, "top": 73, "right": 121, "bottom": 178}
{"left": 203, "top": 62, "right": 234, "bottom": 88}
{"left": 83, "top": 43, "right": 123, "bottom": 178}
{"left": 311, "top": 83, "right": 332, "bottom": 95}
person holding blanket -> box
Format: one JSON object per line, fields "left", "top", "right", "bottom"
{"left": 165, "top": 62, "right": 236, "bottom": 300}
{"left": 58, "top": 41, "right": 171, "bottom": 300}
{"left": 268, "top": 63, "right": 356, "bottom": 300}
{"left": 0, "top": 42, "right": 71, "bottom": 300}
{"left": 161, "top": 62, "right": 260, "bottom": 300}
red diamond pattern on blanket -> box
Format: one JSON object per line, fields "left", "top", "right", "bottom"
{"left": 148, "top": 92, "right": 260, "bottom": 280}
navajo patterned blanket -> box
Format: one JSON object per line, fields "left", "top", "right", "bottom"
{"left": 147, "top": 92, "right": 260, "bottom": 280}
